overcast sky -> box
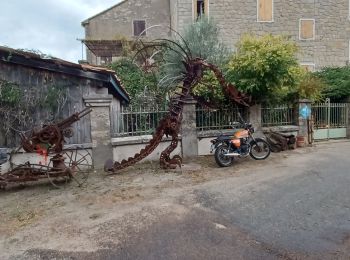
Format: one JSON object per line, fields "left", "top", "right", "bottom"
{"left": 0, "top": 0, "right": 122, "bottom": 63}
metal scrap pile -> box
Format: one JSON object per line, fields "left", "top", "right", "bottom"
{"left": 265, "top": 132, "right": 296, "bottom": 152}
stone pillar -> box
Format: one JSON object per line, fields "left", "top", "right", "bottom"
{"left": 347, "top": 103, "right": 350, "bottom": 139}
{"left": 181, "top": 97, "right": 198, "bottom": 159}
{"left": 296, "top": 99, "right": 312, "bottom": 145}
{"left": 249, "top": 104, "right": 262, "bottom": 133}
{"left": 84, "top": 94, "right": 113, "bottom": 169}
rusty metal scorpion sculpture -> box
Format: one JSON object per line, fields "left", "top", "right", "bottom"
{"left": 104, "top": 54, "right": 251, "bottom": 173}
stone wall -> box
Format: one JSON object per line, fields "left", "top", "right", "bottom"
{"left": 83, "top": 0, "right": 171, "bottom": 64}
{"left": 175, "top": 0, "right": 350, "bottom": 69}
{"left": 84, "top": 0, "right": 350, "bottom": 68}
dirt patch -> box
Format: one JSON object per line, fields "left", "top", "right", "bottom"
{"left": 0, "top": 149, "right": 324, "bottom": 259}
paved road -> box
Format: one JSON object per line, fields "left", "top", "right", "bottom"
{"left": 21, "top": 141, "right": 350, "bottom": 259}
{"left": 194, "top": 141, "right": 350, "bottom": 259}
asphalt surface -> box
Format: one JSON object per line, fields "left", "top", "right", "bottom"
{"left": 14, "top": 141, "right": 350, "bottom": 259}
{"left": 194, "top": 141, "right": 350, "bottom": 258}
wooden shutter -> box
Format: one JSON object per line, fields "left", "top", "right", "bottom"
{"left": 258, "top": 0, "right": 273, "bottom": 22}
{"left": 204, "top": 0, "right": 209, "bottom": 15}
{"left": 193, "top": 0, "right": 197, "bottom": 19}
{"left": 133, "top": 20, "right": 146, "bottom": 36}
{"left": 300, "top": 19, "right": 315, "bottom": 40}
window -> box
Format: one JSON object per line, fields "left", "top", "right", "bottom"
{"left": 299, "top": 19, "right": 315, "bottom": 40}
{"left": 300, "top": 62, "right": 315, "bottom": 72}
{"left": 100, "top": 56, "right": 112, "bottom": 65}
{"left": 193, "top": 0, "right": 209, "bottom": 20}
{"left": 133, "top": 20, "right": 146, "bottom": 37}
{"left": 257, "top": 0, "right": 273, "bottom": 22}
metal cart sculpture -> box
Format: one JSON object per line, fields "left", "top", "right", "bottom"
{"left": 0, "top": 108, "right": 93, "bottom": 189}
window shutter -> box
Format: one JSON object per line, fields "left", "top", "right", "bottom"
{"left": 300, "top": 19, "right": 315, "bottom": 40}
{"left": 204, "top": 0, "right": 209, "bottom": 15}
{"left": 133, "top": 20, "right": 146, "bottom": 36}
{"left": 258, "top": 0, "right": 273, "bottom": 22}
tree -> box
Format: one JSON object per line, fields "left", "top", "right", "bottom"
{"left": 314, "top": 66, "right": 350, "bottom": 102}
{"left": 161, "top": 17, "right": 230, "bottom": 90}
{"left": 109, "top": 58, "right": 165, "bottom": 106}
{"left": 273, "top": 72, "right": 325, "bottom": 104}
{"left": 225, "top": 34, "right": 302, "bottom": 104}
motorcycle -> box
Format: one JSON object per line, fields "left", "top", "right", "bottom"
{"left": 210, "top": 121, "right": 271, "bottom": 167}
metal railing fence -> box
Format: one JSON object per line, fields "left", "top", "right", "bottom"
{"left": 261, "top": 106, "right": 295, "bottom": 127}
{"left": 114, "top": 104, "right": 168, "bottom": 137}
{"left": 196, "top": 106, "right": 247, "bottom": 131}
{"left": 312, "top": 102, "right": 348, "bottom": 129}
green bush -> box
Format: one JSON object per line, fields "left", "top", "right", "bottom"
{"left": 314, "top": 66, "right": 350, "bottom": 101}
{"left": 225, "top": 34, "right": 302, "bottom": 104}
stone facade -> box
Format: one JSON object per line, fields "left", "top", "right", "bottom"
{"left": 175, "top": 0, "right": 350, "bottom": 69}
{"left": 83, "top": 0, "right": 350, "bottom": 69}
{"left": 82, "top": 0, "right": 171, "bottom": 65}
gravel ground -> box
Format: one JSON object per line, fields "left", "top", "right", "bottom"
{"left": 1, "top": 141, "right": 349, "bottom": 259}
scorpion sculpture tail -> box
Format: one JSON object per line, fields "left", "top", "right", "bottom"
{"left": 104, "top": 59, "right": 249, "bottom": 174}
{"left": 199, "top": 60, "right": 251, "bottom": 106}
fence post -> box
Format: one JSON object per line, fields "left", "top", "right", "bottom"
{"left": 84, "top": 94, "right": 113, "bottom": 169}
{"left": 181, "top": 97, "right": 198, "bottom": 159}
{"left": 249, "top": 104, "right": 262, "bottom": 132}
{"left": 295, "top": 99, "right": 312, "bottom": 145}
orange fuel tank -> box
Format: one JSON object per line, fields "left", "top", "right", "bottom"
{"left": 234, "top": 129, "right": 249, "bottom": 139}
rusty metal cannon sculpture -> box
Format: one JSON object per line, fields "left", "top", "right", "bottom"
{"left": 20, "top": 108, "right": 92, "bottom": 153}
{"left": 0, "top": 108, "right": 93, "bottom": 189}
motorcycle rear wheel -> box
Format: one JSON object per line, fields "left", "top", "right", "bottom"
{"left": 250, "top": 138, "right": 271, "bottom": 160}
{"left": 214, "top": 144, "right": 234, "bottom": 167}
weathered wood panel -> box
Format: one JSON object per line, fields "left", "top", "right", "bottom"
{"left": 110, "top": 98, "right": 121, "bottom": 135}
{"left": 258, "top": 0, "right": 273, "bottom": 22}
{"left": 300, "top": 19, "right": 315, "bottom": 40}
{"left": 0, "top": 62, "right": 96, "bottom": 148}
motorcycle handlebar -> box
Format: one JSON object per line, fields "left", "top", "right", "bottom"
{"left": 230, "top": 122, "right": 252, "bottom": 129}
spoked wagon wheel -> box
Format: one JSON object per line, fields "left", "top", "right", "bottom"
{"left": 44, "top": 163, "right": 71, "bottom": 189}
{"left": 63, "top": 149, "right": 93, "bottom": 186}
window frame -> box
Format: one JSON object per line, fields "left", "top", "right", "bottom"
{"left": 299, "top": 18, "right": 315, "bottom": 41}
{"left": 192, "top": 0, "right": 210, "bottom": 21}
{"left": 300, "top": 62, "right": 316, "bottom": 72}
{"left": 257, "top": 0, "right": 274, "bottom": 23}
{"left": 132, "top": 19, "right": 147, "bottom": 37}
{"left": 100, "top": 56, "right": 113, "bottom": 65}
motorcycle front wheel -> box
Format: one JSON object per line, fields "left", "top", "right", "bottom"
{"left": 214, "top": 144, "right": 234, "bottom": 167}
{"left": 249, "top": 138, "right": 271, "bottom": 160}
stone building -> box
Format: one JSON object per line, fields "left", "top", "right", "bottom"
{"left": 82, "top": 0, "right": 350, "bottom": 70}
